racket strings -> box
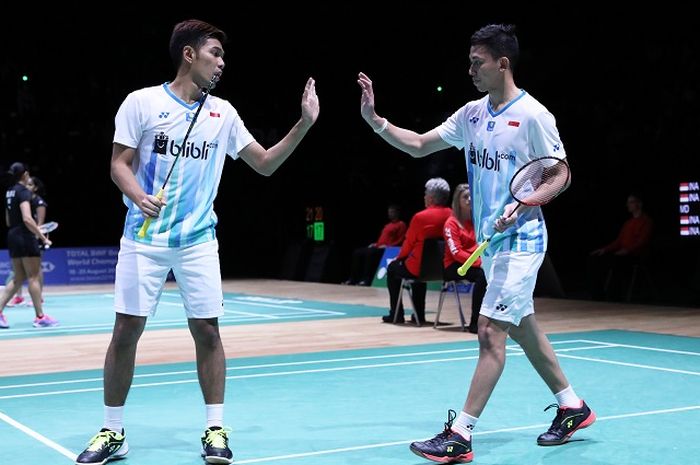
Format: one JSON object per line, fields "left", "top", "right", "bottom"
{"left": 510, "top": 158, "right": 569, "bottom": 206}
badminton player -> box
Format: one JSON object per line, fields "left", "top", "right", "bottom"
{"left": 357, "top": 23, "right": 594, "bottom": 463}
{"left": 75, "top": 19, "right": 319, "bottom": 465}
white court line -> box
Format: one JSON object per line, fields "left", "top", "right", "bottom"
{"left": 579, "top": 339, "right": 700, "bottom": 356}
{"left": 2, "top": 341, "right": 598, "bottom": 391}
{"left": 6, "top": 337, "right": 699, "bottom": 400}
{"left": 233, "top": 405, "right": 700, "bottom": 463}
{"left": 558, "top": 353, "right": 700, "bottom": 376}
{"left": 0, "top": 411, "right": 77, "bottom": 461}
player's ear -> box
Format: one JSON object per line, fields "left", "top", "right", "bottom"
{"left": 499, "top": 57, "right": 510, "bottom": 72}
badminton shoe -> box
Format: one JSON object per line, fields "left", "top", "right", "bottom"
{"left": 33, "top": 314, "right": 59, "bottom": 327}
{"left": 75, "top": 428, "right": 128, "bottom": 464}
{"left": 6, "top": 295, "right": 24, "bottom": 307}
{"left": 0, "top": 313, "right": 8, "bottom": 329}
{"left": 537, "top": 400, "right": 596, "bottom": 445}
{"left": 410, "top": 409, "right": 473, "bottom": 463}
{"left": 201, "top": 426, "right": 233, "bottom": 464}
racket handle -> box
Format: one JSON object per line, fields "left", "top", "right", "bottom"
{"left": 136, "top": 188, "right": 164, "bottom": 239}
{"left": 457, "top": 239, "right": 490, "bottom": 276}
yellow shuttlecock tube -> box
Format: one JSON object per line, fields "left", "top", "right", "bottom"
{"left": 136, "top": 188, "right": 164, "bottom": 239}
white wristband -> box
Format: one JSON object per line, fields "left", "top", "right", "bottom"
{"left": 374, "top": 119, "right": 389, "bottom": 134}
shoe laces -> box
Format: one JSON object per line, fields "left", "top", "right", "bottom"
{"left": 85, "top": 430, "right": 121, "bottom": 452}
{"left": 204, "top": 427, "right": 232, "bottom": 449}
{"left": 543, "top": 403, "right": 565, "bottom": 431}
{"left": 426, "top": 409, "right": 458, "bottom": 444}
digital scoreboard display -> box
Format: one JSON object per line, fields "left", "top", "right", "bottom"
{"left": 680, "top": 181, "right": 700, "bottom": 237}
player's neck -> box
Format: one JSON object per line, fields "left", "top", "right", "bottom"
{"left": 168, "top": 78, "right": 202, "bottom": 104}
{"left": 488, "top": 83, "right": 520, "bottom": 112}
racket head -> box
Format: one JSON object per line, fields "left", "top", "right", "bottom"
{"left": 39, "top": 221, "right": 58, "bottom": 234}
{"left": 509, "top": 156, "right": 570, "bottom": 207}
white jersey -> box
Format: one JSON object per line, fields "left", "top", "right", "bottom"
{"left": 114, "top": 83, "right": 255, "bottom": 247}
{"left": 437, "top": 90, "right": 566, "bottom": 254}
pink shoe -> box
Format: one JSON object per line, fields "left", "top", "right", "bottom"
{"left": 6, "top": 295, "right": 25, "bottom": 307}
{"left": 33, "top": 314, "right": 59, "bottom": 328}
{"left": 0, "top": 313, "right": 8, "bottom": 329}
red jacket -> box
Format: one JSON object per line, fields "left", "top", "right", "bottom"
{"left": 443, "top": 215, "right": 482, "bottom": 269}
{"left": 602, "top": 214, "right": 653, "bottom": 256}
{"left": 398, "top": 206, "right": 452, "bottom": 276}
{"left": 376, "top": 220, "right": 407, "bottom": 247}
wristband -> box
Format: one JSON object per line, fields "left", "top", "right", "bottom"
{"left": 374, "top": 119, "right": 389, "bottom": 134}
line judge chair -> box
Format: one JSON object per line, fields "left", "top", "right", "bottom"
{"left": 393, "top": 238, "right": 445, "bottom": 326}
{"left": 434, "top": 277, "right": 473, "bottom": 331}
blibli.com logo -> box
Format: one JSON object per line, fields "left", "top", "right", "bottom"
{"left": 468, "top": 143, "right": 515, "bottom": 172}
{"left": 153, "top": 132, "right": 213, "bottom": 160}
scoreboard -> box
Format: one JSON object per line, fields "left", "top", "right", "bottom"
{"left": 680, "top": 181, "right": 700, "bottom": 237}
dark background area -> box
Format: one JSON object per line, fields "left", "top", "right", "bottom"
{"left": 1, "top": 6, "right": 699, "bottom": 306}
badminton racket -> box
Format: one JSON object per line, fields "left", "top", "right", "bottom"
{"left": 457, "top": 156, "right": 570, "bottom": 276}
{"left": 137, "top": 74, "right": 219, "bottom": 239}
{"left": 38, "top": 221, "right": 58, "bottom": 234}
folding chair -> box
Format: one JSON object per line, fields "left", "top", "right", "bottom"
{"left": 393, "top": 238, "right": 445, "bottom": 326}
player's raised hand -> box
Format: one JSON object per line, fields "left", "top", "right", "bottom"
{"left": 357, "top": 72, "right": 377, "bottom": 124}
{"left": 301, "top": 77, "right": 319, "bottom": 128}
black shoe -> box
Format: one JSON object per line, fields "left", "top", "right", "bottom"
{"left": 409, "top": 314, "right": 426, "bottom": 326}
{"left": 466, "top": 325, "right": 478, "bottom": 334}
{"left": 537, "top": 400, "right": 596, "bottom": 446}
{"left": 410, "top": 409, "right": 473, "bottom": 463}
{"left": 201, "top": 426, "right": 233, "bottom": 464}
{"left": 75, "top": 428, "right": 128, "bottom": 464}
{"left": 382, "top": 314, "right": 404, "bottom": 323}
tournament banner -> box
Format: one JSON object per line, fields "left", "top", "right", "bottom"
{"left": 0, "top": 246, "right": 118, "bottom": 285}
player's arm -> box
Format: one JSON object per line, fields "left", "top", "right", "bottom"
{"left": 239, "top": 77, "right": 319, "bottom": 176}
{"left": 110, "top": 143, "right": 164, "bottom": 218}
{"left": 358, "top": 72, "right": 450, "bottom": 158}
{"left": 35, "top": 204, "right": 46, "bottom": 226}
{"left": 20, "top": 201, "right": 49, "bottom": 245}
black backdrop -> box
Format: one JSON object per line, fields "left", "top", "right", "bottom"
{"left": 1, "top": 6, "right": 699, "bottom": 305}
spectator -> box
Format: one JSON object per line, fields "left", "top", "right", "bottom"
{"left": 383, "top": 178, "right": 451, "bottom": 324}
{"left": 442, "top": 183, "right": 486, "bottom": 334}
{"left": 588, "top": 192, "right": 653, "bottom": 300}
{"left": 343, "top": 204, "right": 406, "bottom": 286}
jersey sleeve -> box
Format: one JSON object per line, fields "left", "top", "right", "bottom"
{"left": 225, "top": 102, "right": 255, "bottom": 160}
{"left": 437, "top": 105, "right": 468, "bottom": 150}
{"left": 528, "top": 110, "right": 566, "bottom": 159}
{"left": 113, "top": 91, "right": 144, "bottom": 149}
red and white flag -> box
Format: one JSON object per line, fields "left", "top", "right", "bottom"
{"left": 680, "top": 194, "right": 689, "bottom": 202}
{"left": 681, "top": 216, "right": 690, "bottom": 225}
{"left": 680, "top": 182, "right": 689, "bottom": 192}
{"left": 680, "top": 227, "right": 690, "bottom": 236}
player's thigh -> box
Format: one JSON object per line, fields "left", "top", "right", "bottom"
{"left": 114, "top": 237, "right": 171, "bottom": 317}
{"left": 173, "top": 239, "right": 224, "bottom": 319}
{"left": 481, "top": 251, "right": 545, "bottom": 325}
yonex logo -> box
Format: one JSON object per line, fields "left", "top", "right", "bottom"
{"left": 496, "top": 304, "right": 508, "bottom": 311}
{"left": 469, "top": 116, "right": 479, "bottom": 124}
{"left": 158, "top": 112, "right": 170, "bottom": 119}
{"left": 553, "top": 143, "right": 561, "bottom": 152}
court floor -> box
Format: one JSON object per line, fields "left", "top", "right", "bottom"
{"left": 0, "top": 290, "right": 385, "bottom": 339}
{"left": 1, "top": 326, "right": 698, "bottom": 465}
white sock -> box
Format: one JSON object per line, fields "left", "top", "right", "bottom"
{"left": 555, "top": 385, "right": 582, "bottom": 408}
{"left": 452, "top": 411, "right": 478, "bottom": 438}
{"left": 103, "top": 405, "right": 124, "bottom": 432}
{"left": 206, "top": 404, "right": 224, "bottom": 428}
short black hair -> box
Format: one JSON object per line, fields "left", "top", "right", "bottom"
{"left": 169, "top": 19, "right": 227, "bottom": 70}
{"left": 471, "top": 24, "right": 519, "bottom": 70}
{"left": 8, "top": 162, "right": 27, "bottom": 183}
